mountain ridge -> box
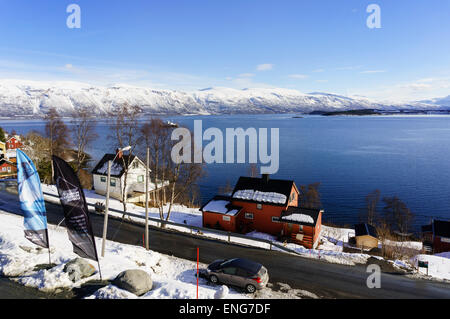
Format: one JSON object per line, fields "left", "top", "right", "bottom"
{"left": 0, "top": 79, "right": 447, "bottom": 117}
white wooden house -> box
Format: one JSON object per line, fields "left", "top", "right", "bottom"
{"left": 92, "top": 153, "right": 150, "bottom": 203}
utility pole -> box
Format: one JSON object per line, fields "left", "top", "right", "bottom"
{"left": 100, "top": 145, "right": 131, "bottom": 257}
{"left": 145, "top": 147, "right": 149, "bottom": 250}
{"left": 101, "top": 160, "right": 111, "bottom": 257}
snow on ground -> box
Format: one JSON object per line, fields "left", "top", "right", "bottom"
{"left": 0, "top": 210, "right": 314, "bottom": 299}
{"left": 410, "top": 254, "right": 450, "bottom": 281}
{"left": 41, "top": 184, "right": 369, "bottom": 266}
{"left": 383, "top": 239, "right": 423, "bottom": 251}
{"left": 41, "top": 184, "right": 203, "bottom": 227}
{"left": 35, "top": 184, "right": 449, "bottom": 275}
{"left": 245, "top": 230, "right": 370, "bottom": 266}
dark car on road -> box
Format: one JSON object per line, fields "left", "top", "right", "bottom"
{"left": 204, "top": 258, "right": 269, "bottom": 293}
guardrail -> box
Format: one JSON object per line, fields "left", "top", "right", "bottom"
{"left": 41, "top": 191, "right": 303, "bottom": 257}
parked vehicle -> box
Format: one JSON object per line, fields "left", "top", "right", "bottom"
{"left": 204, "top": 258, "right": 269, "bottom": 293}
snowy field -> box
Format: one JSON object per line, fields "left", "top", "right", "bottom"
{"left": 0, "top": 210, "right": 318, "bottom": 299}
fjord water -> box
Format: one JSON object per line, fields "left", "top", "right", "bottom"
{"left": 3, "top": 114, "right": 450, "bottom": 230}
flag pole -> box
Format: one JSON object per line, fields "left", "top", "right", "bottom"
{"left": 46, "top": 229, "right": 51, "bottom": 264}
{"left": 145, "top": 147, "right": 149, "bottom": 250}
{"left": 97, "top": 260, "right": 103, "bottom": 281}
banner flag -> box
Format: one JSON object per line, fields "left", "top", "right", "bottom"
{"left": 16, "top": 149, "right": 49, "bottom": 248}
{"left": 52, "top": 155, "right": 99, "bottom": 261}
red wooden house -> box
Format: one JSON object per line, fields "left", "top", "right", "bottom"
{"left": 201, "top": 174, "right": 323, "bottom": 248}
{"left": 422, "top": 219, "right": 450, "bottom": 253}
{"left": 0, "top": 159, "right": 16, "bottom": 175}
{"left": 6, "top": 136, "right": 23, "bottom": 150}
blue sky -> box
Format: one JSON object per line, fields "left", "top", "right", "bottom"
{"left": 0, "top": 0, "right": 449, "bottom": 101}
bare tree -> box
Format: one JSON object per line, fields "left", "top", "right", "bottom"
{"left": 140, "top": 118, "right": 172, "bottom": 218}
{"left": 218, "top": 180, "right": 234, "bottom": 196}
{"left": 70, "top": 106, "right": 98, "bottom": 174}
{"left": 364, "top": 189, "right": 380, "bottom": 225}
{"left": 22, "top": 131, "right": 53, "bottom": 183}
{"left": 140, "top": 117, "right": 204, "bottom": 221}
{"left": 300, "top": 182, "right": 321, "bottom": 209}
{"left": 382, "top": 196, "right": 414, "bottom": 238}
{"left": 44, "top": 107, "right": 71, "bottom": 183}
{"left": 109, "top": 103, "right": 143, "bottom": 214}
{"left": 165, "top": 155, "right": 204, "bottom": 220}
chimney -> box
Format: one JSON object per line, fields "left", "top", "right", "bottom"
{"left": 262, "top": 173, "right": 269, "bottom": 184}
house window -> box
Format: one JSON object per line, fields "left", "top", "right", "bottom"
{"left": 256, "top": 203, "right": 262, "bottom": 210}
{"left": 100, "top": 176, "right": 106, "bottom": 183}
{"left": 222, "top": 215, "right": 231, "bottom": 222}
{"left": 137, "top": 175, "right": 144, "bottom": 183}
{"left": 272, "top": 216, "right": 280, "bottom": 223}
{"left": 132, "top": 161, "right": 139, "bottom": 169}
{"left": 110, "top": 178, "right": 116, "bottom": 187}
{"left": 245, "top": 213, "right": 254, "bottom": 219}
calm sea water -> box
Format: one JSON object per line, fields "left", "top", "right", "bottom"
{"left": 2, "top": 114, "right": 450, "bottom": 230}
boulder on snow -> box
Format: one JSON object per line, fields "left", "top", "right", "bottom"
{"left": 63, "top": 258, "right": 97, "bottom": 282}
{"left": 112, "top": 269, "right": 153, "bottom": 296}
{"left": 214, "top": 285, "right": 229, "bottom": 299}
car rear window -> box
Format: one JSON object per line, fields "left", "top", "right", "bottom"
{"left": 258, "top": 267, "right": 267, "bottom": 277}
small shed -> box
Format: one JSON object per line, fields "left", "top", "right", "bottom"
{"left": 200, "top": 196, "right": 243, "bottom": 232}
{"left": 354, "top": 223, "right": 379, "bottom": 249}
{"left": 279, "top": 207, "right": 323, "bottom": 249}
{"left": 422, "top": 219, "right": 450, "bottom": 253}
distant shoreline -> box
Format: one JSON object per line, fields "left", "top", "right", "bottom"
{"left": 2, "top": 110, "right": 450, "bottom": 122}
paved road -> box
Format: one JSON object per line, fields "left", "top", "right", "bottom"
{"left": 1, "top": 188, "right": 449, "bottom": 299}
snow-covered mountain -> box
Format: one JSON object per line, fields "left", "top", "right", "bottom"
{"left": 0, "top": 79, "right": 445, "bottom": 117}
{"left": 419, "top": 95, "right": 450, "bottom": 108}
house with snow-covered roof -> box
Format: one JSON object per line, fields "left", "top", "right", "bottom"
{"left": 200, "top": 174, "right": 323, "bottom": 249}
{"left": 92, "top": 153, "right": 156, "bottom": 203}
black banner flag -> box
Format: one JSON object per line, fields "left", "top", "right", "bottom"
{"left": 52, "top": 155, "right": 99, "bottom": 261}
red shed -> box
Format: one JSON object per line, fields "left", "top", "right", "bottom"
{"left": 279, "top": 207, "right": 323, "bottom": 249}
{"left": 422, "top": 219, "right": 450, "bottom": 253}
{"left": 201, "top": 196, "right": 243, "bottom": 232}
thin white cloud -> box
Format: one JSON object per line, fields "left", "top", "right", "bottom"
{"left": 312, "top": 68, "right": 325, "bottom": 73}
{"left": 335, "top": 65, "right": 363, "bottom": 71}
{"left": 360, "top": 70, "right": 387, "bottom": 74}
{"left": 256, "top": 63, "right": 273, "bottom": 71}
{"left": 351, "top": 77, "right": 450, "bottom": 102}
{"left": 238, "top": 73, "right": 255, "bottom": 78}
{"left": 288, "top": 74, "right": 308, "bottom": 79}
